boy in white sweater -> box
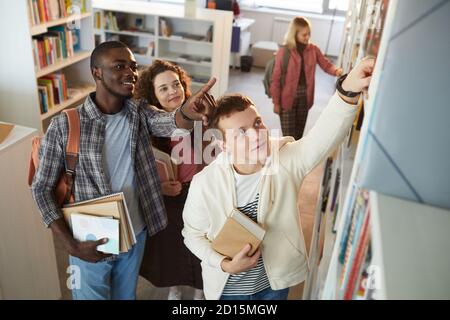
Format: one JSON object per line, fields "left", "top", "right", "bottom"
{"left": 182, "top": 58, "right": 374, "bottom": 300}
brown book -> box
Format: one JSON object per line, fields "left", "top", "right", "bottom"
{"left": 152, "top": 146, "right": 178, "bottom": 181}
{"left": 212, "top": 209, "right": 266, "bottom": 258}
{"left": 0, "top": 123, "right": 14, "bottom": 144}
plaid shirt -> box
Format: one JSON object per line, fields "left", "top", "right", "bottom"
{"left": 31, "top": 93, "right": 180, "bottom": 237}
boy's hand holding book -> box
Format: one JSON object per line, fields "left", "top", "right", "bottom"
{"left": 69, "top": 236, "right": 112, "bottom": 263}
{"left": 51, "top": 218, "right": 112, "bottom": 263}
{"left": 220, "top": 244, "right": 261, "bottom": 275}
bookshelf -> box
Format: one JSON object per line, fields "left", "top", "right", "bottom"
{"left": 305, "top": 0, "right": 450, "bottom": 300}
{"left": 0, "top": 0, "right": 95, "bottom": 133}
{"left": 92, "top": 0, "right": 233, "bottom": 98}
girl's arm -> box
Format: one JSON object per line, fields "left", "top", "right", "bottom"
{"left": 315, "top": 45, "right": 341, "bottom": 76}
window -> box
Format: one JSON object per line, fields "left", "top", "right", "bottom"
{"left": 242, "top": 0, "right": 324, "bottom": 13}
{"left": 146, "top": 0, "right": 184, "bottom": 4}
{"left": 140, "top": 0, "right": 350, "bottom": 15}
{"left": 328, "top": 0, "right": 350, "bottom": 11}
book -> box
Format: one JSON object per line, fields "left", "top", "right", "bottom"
{"left": 211, "top": 208, "right": 266, "bottom": 258}
{"left": 155, "top": 159, "right": 171, "bottom": 182}
{"left": 62, "top": 192, "right": 136, "bottom": 253}
{"left": 152, "top": 146, "right": 177, "bottom": 181}
{"left": 70, "top": 213, "right": 120, "bottom": 255}
{"left": 71, "top": 28, "right": 81, "bottom": 52}
{"left": 37, "top": 78, "right": 55, "bottom": 108}
{"left": 37, "top": 86, "right": 48, "bottom": 113}
{"left": 159, "top": 18, "right": 172, "bottom": 37}
{"left": 343, "top": 208, "right": 371, "bottom": 299}
{"left": 0, "top": 123, "right": 15, "bottom": 144}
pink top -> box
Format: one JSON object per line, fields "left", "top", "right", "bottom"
{"left": 170, "top": 139, "right": 204, "bottom": 183}
{"left": 270, "top": 43, "right": 338, "bottom": 111}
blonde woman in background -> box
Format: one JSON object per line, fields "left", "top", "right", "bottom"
{"left": 271, "top": 17, "right": 343, "bottom": 140}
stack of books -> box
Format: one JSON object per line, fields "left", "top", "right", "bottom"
{"left": 62, "top": 192, "right": 136, "bottom": 254}
{"left": 37, "top": 72, "right": 68, "bottom": 113}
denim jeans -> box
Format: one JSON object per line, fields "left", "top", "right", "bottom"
{"left": 68, "top": 229, "right": 146, "bottom": 300}
{"left": 220, "top": 287, "right": 289, "bottom": 300}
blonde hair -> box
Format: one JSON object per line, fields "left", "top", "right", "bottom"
{"left": 283, "top": 17, "right": 311, "bottom": 49}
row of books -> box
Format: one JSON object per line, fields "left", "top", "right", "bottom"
{"left": 28, "top": 0, "right": 87, "bottom": 26}
{"left": 102, "top": 11, "right": 128, "bottom": 32}
{"left": 340, "top": 0, "right": 389, "bottom": 72}
{"left": 37, "top": 72, "right": 69, "bottom": 113}
{"left": 32, "top": 26, "right": 81, "bottom": 70}
{"left": 105, "top": 34, "right": 154, "bottom": 58}
{"left": 338, "top": 189, "right": 373, "bottom": 300}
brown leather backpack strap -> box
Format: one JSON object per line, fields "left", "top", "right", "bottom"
{"left": 62, "top": 109, "right": 80, "bottom": 204}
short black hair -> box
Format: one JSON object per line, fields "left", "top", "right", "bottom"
{"left": 90, "top": 41, "right": 129, "bottom": 72}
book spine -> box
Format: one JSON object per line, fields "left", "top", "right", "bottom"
{"left": 38, "top": 0, "right": 46, "bottom": 23}
{"left": 343, "top": 208, "right": 371, "bottom": 299}
{"left": 43, "top": 0, "right": 50, "bottom": 22}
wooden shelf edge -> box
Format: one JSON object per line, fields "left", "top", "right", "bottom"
{"left": 35, "top": 51, "right": 92, "bottom": 78}
{"left": 159, "top": 36, "right": 213, "bottom": 46}
{"left": 30, "top": 12, "right": 92, "bottom": 37}
{"left": 159, "top": 55, "right": 212, "bottom": 67}
{"left": 40, "top": 85, "right": 95, "bottom": 121}
{"left": 104, "top": 29, "right": 155, "bottom": 38}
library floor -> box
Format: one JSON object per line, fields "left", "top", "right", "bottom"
{"left": 54, "top": 66, "right": 336, "bottom": 300}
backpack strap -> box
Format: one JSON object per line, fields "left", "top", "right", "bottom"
{"left": 62, "top": 108, "right": 80, "bottom": 204}
{"left": 280, "top": 45, "right": 291, "bottom": 88}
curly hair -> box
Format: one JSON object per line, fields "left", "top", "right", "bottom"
{"left": 134, "top": 59, "right": 191, "bottom": 109}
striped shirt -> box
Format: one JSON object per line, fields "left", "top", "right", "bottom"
{"left": 222, "top": 193, "right": 271, "bottom": 295}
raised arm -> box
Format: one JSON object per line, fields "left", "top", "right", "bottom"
{"left": 315, "top": 45, "right": 341, "bottom": 77}
{"left": 281, "top": 58, "right": 375, "bottom": 178}
{"left": 145, "top": 78, "right": 217, "bottom": 137}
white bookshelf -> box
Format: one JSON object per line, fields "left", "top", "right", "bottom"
{"left": 0, "top": 0, "right": 95, "bottom": 133}
{"left": 317, "top": 0, "right": 396, "bottom": 300}
{"left": 92, "top": 0, "right": 233, "bottom": 98}
{"left": 309, "top": 0, "right": 450, "bottom": 300}
{"left": 369, "top": 192, "right": 450, "bottom": 300}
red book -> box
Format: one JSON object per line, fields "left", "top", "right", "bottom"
{"left": 343, "top": 208, "right": 371, "bottom": 300}
{"left": 37, "top": 41, "right": 45, "bottom": 69}
{"left": 43, "top": 0, "right": 50, "bottom": 22}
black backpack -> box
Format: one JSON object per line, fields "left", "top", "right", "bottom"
{"left": 262, "top": 45, "right": 291, "bottom": 98}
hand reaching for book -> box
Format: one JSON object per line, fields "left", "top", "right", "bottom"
{"left": 220, "top": 244, "right": 261, "bottom": 275}
{"left": 339, "top": 57, "right": 375, "bottom": 104}
{"left": 161, "top": 181, "right": 182, "bottom": 197}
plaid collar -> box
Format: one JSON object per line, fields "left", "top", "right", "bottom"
{"left": 83, "top": 92, "right": 140, "bottom": 120}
